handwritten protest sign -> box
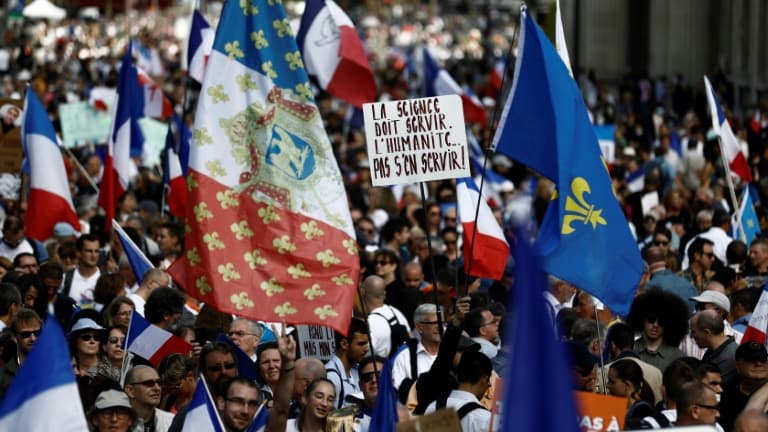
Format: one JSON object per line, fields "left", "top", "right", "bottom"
{"left": 363, "top": 95, "right": 469, "bottom": 186}
{"left": 295, "top": 325, "right": 335, "bottom": 363}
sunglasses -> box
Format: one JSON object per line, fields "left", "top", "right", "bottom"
{"left": 16, "top": 329, "right": 41, "bottom": 339}
{"left": 108, "top": 336, "right": 125, "bottom": 345}
{"left": 653, "top": 240, "right": 669, "bottom": 246}
{"left": 360, "top": 371, "right": 380, "bottom": 383}
{"left": 375, "top": 260, "right": 392, "bottom": 266}
{"left": 207, "top": 362, "right": 237, "bottom": 373}
{"left": 129, "top": 379, "right": 161, "bottom": 388}
{"left": 79, "top": 333, "right": 99, "bottom": 342}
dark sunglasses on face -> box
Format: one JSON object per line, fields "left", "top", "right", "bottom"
{"left": 129, "top": 379, "right": 161, "bottom": 388}
{"left": 16, "top": 329, "right": 41, "bottom": 339}
{"left": 108, "top": 336, "right": 125, "bottom": 345}
{"left": 207, "top": 362, "right": 237, "bottom": 373}
{"left": 79, "top": 333, "right": 99, "bottom": 342}
{"left": 360, "top": 371, "right": 380, "bottom": 383}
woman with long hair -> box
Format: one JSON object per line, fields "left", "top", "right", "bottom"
{"left": 607, "top": 359, "right": 657, "bottom": 424}
{"left": 103, "top": 296, "right": 135, "bottom": 328}
{"left": 69, "top": 317, "right": 107, "bottom": 377}
{"left": 158, "top": 353, "right": 196, "bottom": 414}
{"left": 286, "top": 378, "right": 336, "bottom": 432}
{"left": 95, "top": 325, "right": 126, "bottom": 383}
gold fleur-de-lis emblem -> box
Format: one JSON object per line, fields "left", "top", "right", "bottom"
{"left": 273, "top": 235, "right": 296, "bottom": 254}
{"left": 203, "top": 232, "right": 225, "bottom": 250}
{"left": 260, "top": 278, "right": 284, "bottom": 296}
{"left": 231, "top": 292, "right": 254, "bottom": 310}
{"left": 187, "top": 248, "right": 201, "bottom": 266}
{"left": 193, "top": 202, "right": 213, "bottom": 222}
{"left": 295, "top": 82, "right": 312, "bottom": 102}
{"left": 250, "top": 30, "right": 269, "bottom": 49}
{"left": 236, "top": 74, "right": 258, "bottom": 92}
{"left": 258, "top": 205, "right": 280, "bottom": 224}
{"left": 262, "top": 61, "right": 277, "bottom": 80}
{"left": 196, "top": 276, "right": 212, "bottom": 295}
{"left": 304, "top": 284, "right": 326, "bottom": 300}
{"left": 342, "top": 239, "right": 358, "bottom": 255}
{"left": 239, "top": 0, "right": 258, "bottom": 15}
{"left": 288, "top": 263, "right": 311, "bottom": 279}
{"left": 275, "top": 302, "right": 297, "bottom": 318}
{"left": 316, "top": 249, "right": 340, "bottom": 268}
{"left": 218, "top": 262, "right": 241, "bottom": 282}
{"left": 244, "top": 249, "right": 268, "bottom": 269}
{"left": 184, "top": 223, "right": 192, "bottom": 234}
{"left": 329, "top": 213, "right": 346, "bottom": 229}
{"left": 332, "top": 274, "right": 353, "bottom": 286}
{"left": 562, "top": 177, "right": 607, "bottom": 235}
{"left": 284, "top": 51, "right": 303, "bottom": 71}
{"left": 300, "top": 221, "right": 324, "bottom": 240}
{"left": 207, "top": 84, "right": 230, "bottom": 103}
{"left": 225, "top": 40, "right": 244, "bottom": 59}
{"left": 230, "top": 221, "right": 254, "bottom": 240}
{"left": 192, "top": 128, "right": 213, "bottom": 146}
{"left": 315, "top": 305, "right": 338, "bottom": 320}
{"left": 748, "top": 219, "right": 755, "bottom": 228}
{"left": 186, "top": 174, "right": 198, "bottom": 191}
{"left": 205, "top": 160, "right": 226, "bottom": 178}
{"left": 216, "top": 190, "right": 239, "bottom": 209}
{"left": 273, "top": 18, "right": 291, "bottom": 37}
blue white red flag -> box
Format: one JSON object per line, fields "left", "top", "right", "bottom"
{"left": 704, "top": 76, "right": 752, "bottom": 183}
{"left": 112, "top": 220, "right": 153, "bottom": 282}
{"left": 168, "top": 0, "right": 360, "bottom": 334}
{"left": 22, "top": 86, "right": 81, "bottom": 241}
{"left": 743, "top": 284, "right": 768, "bottom": 346}
{"left": 246, "top": 405, "right": 269, "bottom": 432}
{"left": 423, "top": 48, "right": 487, "bottom": 124}
{"left": 162, "top": 117, "right": 190, "bottom": 219}
{"left": 136, "top": 66, "right": 173, "bottom": 119}
{"left": 0, "top": 318, "right": 88, "bottom": 431}
{"left": 297, "top": 0, "right": 376, "bottom": 108}
{"left": 182, "top": 377, "right": 225, "bottom": 432}
{"left": 456, "top": 177, "right": 509, "bottom": 279}
{"left": 187, "top": 10, "right": 215, "bottom": 84}
{"left": 125, "top": 309, "right": 192, "bottom": 366}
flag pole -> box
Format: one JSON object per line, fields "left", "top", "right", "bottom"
{"left": 716, "top": 137, "right": 743, "bottom": 232}
{"left": 119, "top": 310, "right": 134, "bottom": 386}
{"left": 594, "top": 308, "right": 608, "bottom": 395}
{"left": 462, "top": 20, "right": 520, "bottom": 296}
{"left": 62, "top": 146, "right": 100, "bottom": 193}
{"left": 419, "top": 182, "right": 444, "bottom": 336}
{"left": 356, "top": 283, "right": 379, "bottom": 378}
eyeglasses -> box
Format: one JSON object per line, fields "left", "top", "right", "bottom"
{"left": 207, "top": 362, "right": 237, "bottom": 373}
{"left": 419, "top": 321, "right": 439, "bottom": 326}
{"left": 108, "top": 336, "right": 125, "bottom": 345}
{"left": 444, "top": 217, "right": 456, "bottom": 222}
{"left": 97, "top": 408, "right": 132, "bottom": 418}
{"left": 702, "top": 252, "right": 715, "bottom": 258}
{"left": 481, "top": 320, "right": 499, "bottom": 327}
{"left": 16, "top": 329, "right": 41, "bottom": 339}
{"left": 129, "top": 379, "right": 162, "bottom": 388}
{"left": 360, "top": 371, "right": 380, "bottom": 383}
{"left": 375, "top": 260, "right": 392, "bottom": 266}
{"left": 645, "top": 316, "right": 659, "bottom": 324}
{"left": 444, "top": 239, "right": 457, "bottom": 245}
{"left": 79, "top": 333, "right": 99, "bottom": 342}
{"left": 225, "top": 397, "right": 260, "bottom": 409}
{"left": 695, "top": 403, "right": 719, "bottom": 412}
{"left": 227, "top": 331, "right": 256, "bottom": 338}
{"left": 653, "top": 240, "right": 669, "bottom": 246}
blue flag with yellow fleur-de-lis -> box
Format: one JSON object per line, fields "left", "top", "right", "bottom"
{"left": 491, "top": 9, "right": 642, "bottom": 316}
{"left": 168, "top": 0, "right": 359, "bottom": 334}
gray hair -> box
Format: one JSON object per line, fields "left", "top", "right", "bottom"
{"left": 233, "top": 318, "right": 263, "bottom": 338}
{"left": 413, "top": 303, "right": 439, "bottom": 325}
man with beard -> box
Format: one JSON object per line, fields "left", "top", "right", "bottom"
{"left": 217, "top": 378, "right": 261, "bottom": 432}
{"left": 124, "top": 365, "right": 175, "bottom": 432}
{"left": 465, "top": 307, "right": 500, "bottom": 361}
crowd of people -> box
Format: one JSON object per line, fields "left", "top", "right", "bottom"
{"left": 0, "top": 2, "right": 768, "bottom": 432}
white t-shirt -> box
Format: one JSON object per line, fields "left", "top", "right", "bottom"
{"left": 65, "top": 267, "right": 101, "bottom": 306}
{"left": 127, "top": 293, "right": 146, "bottom": 316}
{"left": 367, "top": 305, "right": 411, "bottom": 358}
{"left": 391, "top": 341, "right": 437, "bottom": 390}
{"left": 425, "top": 390, "right": 490, "bottom": 432}
{"left": 0, "top": 238, "right": 34, "bottom": 261}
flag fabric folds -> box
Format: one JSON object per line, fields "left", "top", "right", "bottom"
{"left": 245, "top": 405, "right": 269, "bottom": 432}
{"left": 99, "top": 43, "right": 143, "bottom": 223}
{"left": 125, "top": 309, "right": 192, "bottom": 366}
{"left": 704, "top": 76, "right": 752, "bottom": 183}
{"left": 112, "top": 220, "right": 153, "bottom": 282}
{"left": 215, "top": 334, "right": 258, "bottom": 381}
{"left": 555, "top": 0, "right": 573, "bottom": 75}
{"left": 734, "top": 186, "right": 760, "bottom": 247}
{"left": 297, "top": 0, "right": 376, "bottom": 108}
{"left": 167, "top": 0, "right": 359, "bottom": 333}
{"left": 423, "top": 48, "right": 487, "bottom": 125}
{"left": 22, "top": 86, "right": 81, "bottom": 241}
{"left": 368, "top": 358, "right": 397, "bottom": 432}
{"left": 743, "top": 284, "right": 768, "bottom": 345}
{"left": 0, "top": 318, "right": 89, "bottom": 431}
{"left": 136, "top": 66, "right": 173, "bottom": 119}
{"left": 187, "top": 10, "right": 215, "bottom": 84}
{"left": 456, "top": 177, "right": 510, "bottom": 279}
{"left": 162, "top": 117, "right": 190, "bottom": 219}
{"left": 491, "top": 10, "right": 642, "bottom": 316}
{"left": 502, "top": 229, "right": 580, "bottom": 431}
{"left": 182, "top": 377, "right": 225, "bottom": 432}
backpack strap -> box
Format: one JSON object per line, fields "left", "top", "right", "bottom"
{"left": 325, "top": 367, "right": 345, "bottom": 409}
{"left": 407, "top": 338, "right": 419, "bottom": 381}
{"left": 435, "top": 398, "right": 447, "bottom": 410}
{"left": 456, "top": 402, "right": 486, "bottom": 420}
{"left": 62, "top": 269, "right": 75, "bottom": 297}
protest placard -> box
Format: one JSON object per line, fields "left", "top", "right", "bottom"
{"left": 363, "top": 95, "right": 469, "bottom": 186}
{"left": 295, "top": 324, "right": 335, "bottom": 363}
{"left": 575, "top": 391, "right": 626, "bottom": 432}
{"left": 58, "top": 101, "right": 112, "bottom": 148}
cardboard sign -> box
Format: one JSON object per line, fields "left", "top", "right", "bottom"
{"left": 0, "top": 99, "right": 23, "bottom": 173}
{"left": 295, "top": 325, "right": 335, "bottom": 363}
{"left": 363, "top": 95, "right": 469, "bottom": 186}
{"left": 58, "top": 101, "right": 113, "bottom": 148}
{"left": 396, "top": 408, "right": 462, "bottom": 432}
{"left": 575, "top": 391, "right": 627, "bottom": 432}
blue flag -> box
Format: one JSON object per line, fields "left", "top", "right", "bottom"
{"left": 246, "top": 404, "right": 269, "bottom": 432}
{"left": 215, "top": 333, "right": 259, "bottom": 381}
{"left": 502, "top": 229, "right": 580, "bottom": 431}
{"left": 112, "top": 220, "right": 153, "bottom": 282}
{"left": 491, "top": 9, "right": 642, "bottom": 316}
{"left": 369, "top": 358, "right": 397, "bottom": 432}
{"left": 0, "top": 318, "right": 89, "bottom": 430}
{"left": 737, "top": 186, "right": 760, "bottom": 247}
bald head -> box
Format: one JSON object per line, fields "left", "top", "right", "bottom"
{"left": 703, "top": 280, "right": 726, "bottom": 294}
{"left": 693, "top": 309, "right": 724, "bottom": 334}
{"left": 362, "top": 275, "right": 386, "bottom": 306}
{"left": 293, "top": 358, "right": 326, "bottom": 400}
{"left": 642, "top": 245, "right": 666, "bottom": 265}
{"left": 403, "top": 262, "right": 424, "bottom": 290}
{"left": 734, "top": 409, "right": 768, "bottom": 432}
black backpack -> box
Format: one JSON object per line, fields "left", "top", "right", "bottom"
{"left": 370, "top": 306, "right": 409, "bottom": 357}
{"left": 435, "top": 397, "right": 487, "bottom": 420}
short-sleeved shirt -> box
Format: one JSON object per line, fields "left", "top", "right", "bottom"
{"left": 424, "top": 390, "right": 490, "bottom": 432}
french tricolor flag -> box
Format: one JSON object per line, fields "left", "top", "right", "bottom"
{"left": 187, "top": 10, "right": 215, "bottom": 84}
{"left": 742, "top": 284, "right": 768, "bottom": 345}
{"left": 125, "top": 309, "right": 192, "bottom": 366}
{"left": 297, "top": 0, "right": 376, "bottom": 108}
{"left": 22, "top": 87, "right": 81, "bottom": 241}
{"left": 457, "top": 177, "right": 510, "bottom": 279}
{"left": 704, "top": 76, "right": 752, "bottom": 183}
{"left": 113, "top": 220, "right": 153, "bottom": 282}
{"left": 182, "top": 377, "right": 225, "bottom": 432}
{"left": 489, "top": 59, "right": 505, "bottom": 91}
{"left": 136, "top": 66, "right": 173, "bottom": 119}
{"left": 163, "top": 117, "right": 190, "bottom": 219}
{"left": 423, "top": 48, "right": 488, "bottom": 125}
{"left": 99, "top": 43, "right": 142, "bottom": 223}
